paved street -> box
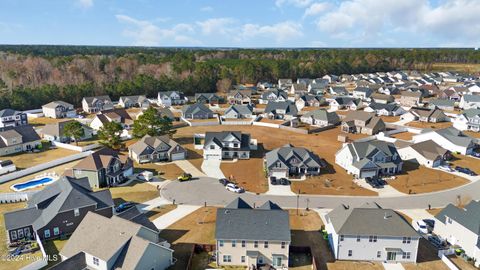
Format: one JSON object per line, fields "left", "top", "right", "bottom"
{"left": 161, "top": 177, "right": 480, "bottom": 210}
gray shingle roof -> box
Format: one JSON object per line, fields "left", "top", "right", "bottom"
{"left": 128, "top": 135, "right": 184, "bottom": 157}
{"left": 0, "top": 125, "right": 41, "bottom": 148}
{"left": 463, "top": 94, "right": 480, "bottom": 103}
{"left": 42, "top": 101, "right": 74, "bottom": 109}
{"left": 435, "top": 200, "right": 480, "bottom": 235}
{"left": 264, "top": 101, "right": 298, "bottom": 116}
{"left": 265, "top": 144, "right": 323, "bottom": 170}
{"left": 225, "top": 104, "right": 253, "bottom": 116}
{"left": 216, "top": 199, "right": 290, "bottom": 241}
{"left": 434, "top": 127, "right": 474, "bottom": 148}
{"left": 204, "top": 131, "right": 251, "bottom": 151}
{"left": 0, "top": 109, "right": 23, "bottom": 117}
{"left": 181, "top": 103, "right": 213, "bottom": 115}
{"left": 302, "top": 109, "right": 339, "bottom": 123}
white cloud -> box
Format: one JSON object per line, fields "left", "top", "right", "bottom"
{"left": 196, "top": 18, "right": 235, "bottom": 35}
{"left": 238, "top": 21, "right": 303, "bottom": 43}
{"left": 116, "top": 14, "right": 200, "bottom": 46}
{"left": 303, "top": 2, "right": 330, "bottom": 17}
{"left": 275, "top": 0, "right": 312, "bottom": 8}
{"left": 76, "top": 0, "right": 93, "bottom": 9}
{"left": 200, "top": 6, "right": 213, "bottom": 12}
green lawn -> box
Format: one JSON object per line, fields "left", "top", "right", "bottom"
{"left": 102, "top": 180, "right": 159, "bottom": 205}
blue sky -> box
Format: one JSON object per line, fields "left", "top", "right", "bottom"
{"left": 0, "top": 0, "right": 479, "bottom": 47}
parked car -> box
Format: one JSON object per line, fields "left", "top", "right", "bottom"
{"left": 455, "top": 166, "right": 477, "bottom": 176}
{"left": 178, "top": 173, "right": 193, "bottom": 181}
{"left": 366, "top": 177, "right": 384, "bottom": 188}
{"left": 270, "top": 177, "right": 279, "bottom": 185}
{"left": 219, "top": 178, "right": 231, "bottom": 186}
{"left": 471, "top": 152, "right": 480, "bottom": 158}
{"left": 115, "top": 201, "right": 135, "bottom": 213}
{"left": 279, "top": 178, "right": 290, "bottom": 185}
{"left": 423, "top": 219, "right": 435, "bottom": 230}
{"left": 415, "top": 220, "right": 429, "bottom": 234}
{"left": 438, "top": 164, "right": 453, "bottom": 172}
{"left": 226, "top": 183, "right": 244, "bottom": 193}
{"left": 428, "top": 235, "right": 445, "bottom": 248}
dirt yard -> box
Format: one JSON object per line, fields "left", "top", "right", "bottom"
{"left": 4, "top": 146, "right": 78, "bottom": 170}
{"left": 403, "top": 239, "right": 449, "bottom": 270}
{"left": 390, "top": 132, "right": 415, "bottom": 141}
{"left": 390, "top": 161, "right": 469, "bottom": 194}
{"left": 145, "top": 204, "right": 177, "bottom": 221}
{"left": 103, "top": 180, "right": 159, "bottom": 205}
{"left": 174, "top": 125, "right": 376, "bottom": 196}
{"left": 380, "top": 116, "right": 400, "bottom": 123}
{"left": 28, "top": 117, "right": 65, "bottom": 126}
{"left": 406, "top": 121, "right": 453, "bottom": 130}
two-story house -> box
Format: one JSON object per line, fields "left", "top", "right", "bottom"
{"left": 89, "top": 109, "right": 134, "bottom": 131}
{"left": 278, "top": 78, "right": 293, "bottom": 89}
{"left": 157, "top": 91, "right": 187, "bottom": 107}
{"left": 263, "top": 101, "right": 298, "bottom": 121}
{"left": 335, "top": 140, "right": 403, "bottom": 179}
{"left": 55, "top": 212, "right": 174, "bottom": 270}
{"left": 411, "top": 127, "right": 476, "bottom": 155}
{"left": 397, "top": 140, "right": 450, "bottom": 168}
{"left": 259, "top": 90, "right": 288, "bottom": 104}
{"left": 202, "top": 131, "right": 254, "bottom": 160}
{"left": 341, "top": 111, "right": 386, "bottom": 135}
{"left": 216, "top": 198, "right": 290, "bottom": 268}
{"left": 195, "top": 93, "right": 223, "bottom": 105}
{"left": 3, "top": 176, "right": 113, "bottom": 243}
{"left": 325, "top": 203, "right": 419, "bottom": 263}
{"left": 265, "top": 144, "right": 324, "bottom": 178}
{"left": 118, "top": 95, "right": 150, "bottom": 109}
{"left": 433, "top": 200, "right": 480, "bottom": 267}
{"left": 181, "top": 103, "right": 215, "bottom": 120}
{"left": 459, "top": 94, "right": 480, "bottom": 110}
{"left": 0, "top": 109, "right": 28, "bottom": 128}
{"left": 290, "top": 83, "right": 308, "bottom": 95}
{"left": 453, "top": 108, "right": 480, "bottom": 132}
{"left": 223, "top": 104, "right": 254, "bottom": 119}
{"left": 82, "top": 96, "right": 114, "bottom": 113}
{"left": 352, "top": 87, "right": 374, "bottom": 101}
{"left": 300, "top": 109, "right": 340, "bottom": 127}
{"left": 363, "top": 102, "right": 406, "bottom": 117}
{"left": 128, "top": 135, "right": 186, "bottom": 163}
{"left": 329, "top": 97, "right": 363, "bottom": 111}
{"left": 295, "top": 94, "right": 326, "bottom": 110}
{"left": 41, "top": 120, "right": 93, "bottom": 143}
{"left": 0, "top": 125, "right": 42, "bottom": 156}
{"left": 42, "top": 101, "right": 77, "bottom": 119}
{"left": 400, "top": 107, "right": 447, "bottom": 123}
{"left": 72, "top": 148, "right": 134, "bottom": 188}
{"left": 227, "top": 90, "right": 252, "bottom": 105}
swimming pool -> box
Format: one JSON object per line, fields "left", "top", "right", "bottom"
{"left": 11, "top": 177, "right": 55, "bottom": 192}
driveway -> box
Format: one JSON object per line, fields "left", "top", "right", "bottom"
{"left": 201, "top": 159, "right": 225, "bottom": 179}
{"left": 161, "top": 176, "right": 480, "bottom": 210}
{"left": 152, "top": 205, "right": 201, "bottom": 230}
{"left": 354, "top": 179, "right": 406, "bottom": 197}
{"left": 173, "top": 160, "right": 206, "bottom": 177}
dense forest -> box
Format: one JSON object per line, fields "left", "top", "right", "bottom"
{"left": 0, "top": 45, "right": 479, "bottom": 110}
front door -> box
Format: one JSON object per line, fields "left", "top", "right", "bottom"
{"left": 387, "top": 252, "right": 397, "bottom": 261}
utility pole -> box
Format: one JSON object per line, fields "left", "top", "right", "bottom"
{"left": 296, "top": 189, "right": 300, "bottom": 215}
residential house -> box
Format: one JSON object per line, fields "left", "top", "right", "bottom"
{"left": 433, "top": 200, "right": 480, "bottom": 267}
{"left": 398, "top": 140, "right": 450, "bottom": 168}
{"left": 227, "top": 90, "right": 252, "bottom": 105}
{"left": 90, "top": 109, "right": 134, "bottom": 131}
{"left": 439, "top": 89, "right": 462, "bottom": 101}
{"left": 296, "top": 78, "right": 311, "bottom": 86}
{"left": 265, "top": 144, "right": 324, "bottom": 178}
{"left": 352, "top": 87, "right": 374, "bottom": 101}
{"left": 467, "top": 82, "right": 480, "bottom": 93}
{"left": 323, "top": 74, "right": 339, "bottom": 83}
{"left": 41, "top": 120, "right": 93, "bottom": 143}
{"left": 459, "top": 94, "right": 480, "bottom": 109}
{"left": 195, "top": 93, "right": 223, "bottom": 105}
{"left": 370, "top": 93, "right": 395, "bottom": 104}
{"left": 295, "top": 94, "right": 326, "bottom": 110}
{"left": 378, "top": 86, "right": 399, "bottom": 96}
{"left": 335, "top": 140, "right": 403, "bottom": 178}
{"left": 400, "top": 107, "right": 447, "bottom": 123}
{"left": 215, "top": 198, "right": 290, "bottom": 268}
{"left": 128, "top": 135, "right": 186, "bottom": 163}
{"left": 152, "top": 106, "right": 175, "bottom": 121}
{"left": 0, "top": 125, "right": 41, "bottom": 156}
{"left": 118, "top": 95, "right": 150, "bottom": 108}
{"left": 428, "top": 99, "right": 455, "bottom": 111}
{"left": 278, "top": 78, "right": 293, "bottom": 89}
{"left": 329, "top": 86, "right": 349, "bottom": 96}
{"left": 412, "top": 127, "right": 476, "bottom": 155}
{"left": 263, "top": 101, "right": 298, "bottom": 120}
{"left": 72, "top": 148, "right": 134, "bottom": 188}
{"left": 341, "top": 111, "right": 386, "bottom": 135}
{"left": 81, "top": 96, "right": 114, "bottom": 113}
{"left": 308, "top": 79, "right": 329, "bottom": 94}
{"left": 400, "top": 91, "right": 422, "bottom": 107}
{"left": 325, "top": 203, "right": 419, "bottom": 262}
{"left": 453, "top": 109, "right": 480, "bottom": 132}
{"left": 42, "top": 101, "right": 76, "bottom": 119}
{"left": 3, "top": 176, "right": 113, "bottom": 243}
{"left": 300, "top": 109, "right": 340, "bottom": 127}
{"left": 55, "top": 212, "right": 174, "bottom": 270}
{"left": 181, "top": 103, "right": 215, "bottom": 119}
{"left": 223, "top": 104, "right": 254, "bottom": 119}
{"left": 259, "top": 90, "right": 288, "bottom": 104}
{"left": 364, "top": 102, "right": 406, "bottom": 116}
{"left": 157, "top": 91, "right": 187, "bottom": 107}
{"left": 202, "top": 131, "right": 254, "bottom": 160}
{"left": 290, "top": 83, "right": 308, "bottom": 95}
{"left": 0, "top": 109, "right": 28, "bottom": 128}
{"left": 329, "top": 97, "right": 363, "bottom": 111}
{"left": 0, "top": 160, "right": 16, "bottom": 175}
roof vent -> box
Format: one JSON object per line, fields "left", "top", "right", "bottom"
{"left": 225, "top": 210, "right": 230, "bottom": 214}
{"left": 384, "top": 212, "right": 391, "bottom": 219}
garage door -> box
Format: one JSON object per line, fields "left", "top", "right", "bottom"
{"left": 360, "top": 170, "right": 377, "bottom": 179}
{"left": 271, "top": 171, "right": 287, "bottom": 179}
{"left": 171, "top": 152, "right": 186, "bottom": 161}
{"left": 204, "top": 154, "right": 221, "bottom": 160}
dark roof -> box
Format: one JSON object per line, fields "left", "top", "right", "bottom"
{"left": 48, "top": 252, "right": 87, "bottom": 270}
{"left": 0, "top": 125, "right": 41, "bottom": 148}
{"left": 204, "top": 131, "right": 251, "bottom": 151}
{"left": 181, "top": 103, "right": 213, "bottom": 115}
{"left": 264, "top": 101, "right": 298, "bottom": 116}
{"left": 435, "top": 200, "right": 480, "bottom": 234}
{"left": 225, "top": 197, "right": 252, "bottom": 209}
{"left": 216, "top": 199, "right": 290, "bottom": 241}
{"left": 117, "top": 207, "right": 159, "bottom": 233}
{"left": 4, "top": 177, "right": 113, "bottom": 231}
{"left": 73, "top": 148, "right": 132, "bottom": 171}
{"left": 265, "top": 144, "right": 324, "bottom": 170}
{"left": 0, "top": 109, "right": 23, "bottom": 117}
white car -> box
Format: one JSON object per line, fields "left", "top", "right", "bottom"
{"left": 226, "top": 183, "right": 244, "bottom": 193}
{"left": 438, "top": 165, "right": 453, "bottom": 172}
{"left": 414, "top": 220, "right": 429, "bottom": 234}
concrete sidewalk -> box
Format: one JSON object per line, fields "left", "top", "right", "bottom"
{"left": 173, "top": 160, "right": 206, "bottom": 177}
{"left": 382, "top": 262, "right": 405, "bottom": 270}
{"left": 201, "top": 159, "right": 225, "bottom": 179}
{"left": 153, "top": 205, "right": 201, "bottom": 230}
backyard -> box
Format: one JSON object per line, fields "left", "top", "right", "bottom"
{"left": 406, "top": 121, "right": 453, "bottom": 130}
{"left": 4, "top": 144, "right": 78, "bottom": 170}
{"left": 102, "top": 180, "right": 159, "bottom": 205}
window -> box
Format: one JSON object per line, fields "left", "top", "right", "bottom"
{"left": 74, "top": 208, "right": 80, "bottom": 217}
{"left": 264, "top": 241, "right": 269, "bottom": 248}
{"left": 210, "top": 145, "right": 215, "bottom": 150}
{"left": 241, "top": 256, "right": 245, "bottom": 263}
{"left": 53, "top": 227, "right": 60, "bottom": 236}
{"left": 232, "top": 240, "right": 236, "bottom": 247}
{"left": 369, "top": 235, "right": 377, "bottom": 242}
{"left": 357, "top": 235, "right": 361, "bottom": 242}
{"left": 281, "top": 242, "right": 286, "bottom": 249}
{"left": 348, "top": 250, "right": 353, "bottom": 257}
{"left": 44, "top": 229, "right": 50, "bottom": 238}
{"left": 11, "top": 231, "right": 17, "bottom": 241}
{"left": 223, "top": 255, "right": 232, "bottom": 263}
{"left": 219, "top": 240, "right": 224, "bottom": 247}
{"left": 233, "top": 143, "right": 239, "bottom": 148}
{"left": 254, "top": 241, "right": 258, "bottom": 248}
{"left": 402, "top": 252, "right": 411, "bottom": 259}
{"left": 340, "top": 235, "right": 344, "bottom": 241}
{"left": 258, "top": 256, "right": 264, "bottom": 264}
{"left": 17, "top": 229, "right": 24, "bottom": 239}
{"left": 377, "top": 251, "right": 382, "bottom": 258}
{"left": 241, "top": 240, "right": 246, "bottom": 247}
{"left": 402, "top": 237, "right": 411, "bottom": 244}
{"left": 93, "top": 257, "right": 99, "bottom": 266}
{"left": 447, "top": 217, "right": 452, "bottom": 224}
{"left": 23, "top": 228, "right": 30, "bottom": 238}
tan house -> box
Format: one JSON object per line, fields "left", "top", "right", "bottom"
{"left": 42, "top": 101, "right": 76, "bottom": 119}
{"left": 400, "top": 91, "right": 423, "bottom": 107}
{"left": 341, "top": 111, "right": 386, "bottom": 135}
{"left": 227, "top": 90, "right": 252, "bottom": 105}
{"left": 215, "top": 198, "right": 290, "bottom": 269}
{"left": 0, "top": 125, "right": 41, "bottom": 156}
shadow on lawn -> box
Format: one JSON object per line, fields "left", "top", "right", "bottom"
{"left": 290, "top": 230, "right": 335, "bottom": 270}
